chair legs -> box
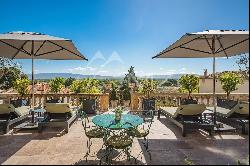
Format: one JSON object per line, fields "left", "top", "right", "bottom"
{"left": 84, "top": 138, "right": 92, "bottom": 162}
{"left": 134, "top": 136, "right": 152, "bottom": 162}
{"left": 99, "top": 146, "right": 137, "bottom": 165}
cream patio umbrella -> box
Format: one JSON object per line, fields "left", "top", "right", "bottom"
{"left": 0, "top": 31, "right": 88, "bottom": 123}
{"left": 152, "top": 30, "right": 249, "bottom": 125}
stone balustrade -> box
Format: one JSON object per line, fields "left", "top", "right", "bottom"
{"left": 131, "top": 92, "right": 249, "bottom": 111}
{"left": 0, "top": 92, "right": 248, "bottom": 112}
{"left": 0, "top": 93, "right": 110, "bottom": 112}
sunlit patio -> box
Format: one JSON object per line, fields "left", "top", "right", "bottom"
{"left": 0, "top": 115, "right": 248, "bottom": 165}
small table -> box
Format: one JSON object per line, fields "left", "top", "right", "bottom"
{"left": 92, "top": 114, "right": 143, "bottom": 129}
{"left": 14, "top": 108, "right": 46, "bottom": 132}
{"left": 30, "top": 108, "right": 46, "bottom": 122}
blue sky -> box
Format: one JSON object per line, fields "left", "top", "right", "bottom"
{"left": 1, "top": 0, "right": 249, "bottom": 76}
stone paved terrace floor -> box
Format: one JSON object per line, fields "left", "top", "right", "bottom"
{"left": 0, "top": 116, "right": 249, "bottom": 165}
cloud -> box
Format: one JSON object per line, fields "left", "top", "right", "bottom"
{"left": 68, "top": 66, "right": 96, "bottom": 73}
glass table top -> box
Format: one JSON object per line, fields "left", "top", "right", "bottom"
{"left": 92, "top": 114, "right": 143, "bottom": 129}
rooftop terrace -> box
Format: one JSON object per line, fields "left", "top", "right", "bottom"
{"left": 0, "top": 115, "right": 249, "bottom": 165}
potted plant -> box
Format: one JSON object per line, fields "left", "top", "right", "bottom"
{"left": 219, "top": 72, "right": 243, "bottom": 100}
{"left": 217, "top": 72, "right": 243, "bottom": 109}
{"left": 49, "top": 77, "right": 65, "bottom": 102}
{"left": 13, "top": 76, "right": 30, "bottom": 107}
{"left": 71, "top": 78, "right": 101, "bottom": 114}
{"left": 178, "top": 74, "right": 199, "bottom": 104}
{"left": 138, "top": 79, "right": 157, "bottom": 111}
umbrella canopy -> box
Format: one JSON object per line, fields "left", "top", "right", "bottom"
{"left": 0, "top": 31, "right": 87, "bottom": 124}
{"left": 152, "top": 30, "right": 249, "bottom": 125}
{"left": 0, "top": 31, "right": 87, "bottom": 60}
{"left": 153, "top": 30, "right": 249, "bottom": 59}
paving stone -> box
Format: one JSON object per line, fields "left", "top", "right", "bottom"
{"left": 0, "top": 116, "right": 248, "bottom": 165}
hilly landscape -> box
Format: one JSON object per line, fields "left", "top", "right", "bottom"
{"left": 27, "top": 73, "right": 184, "bottom": 80}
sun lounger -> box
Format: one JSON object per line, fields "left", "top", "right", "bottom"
{"left": 38, "top": 103, "right": 79, "bottom": 133}
{"left": 158, "top": 104, "right": 214, "bottom": 137}
{"left": 209, "top": 102, "right": 249, "bottom": 134}
{"left": 0, "top": 104, "right": 30, "bottom": 134}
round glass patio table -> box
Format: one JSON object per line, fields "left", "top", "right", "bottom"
{"left": 92, "top": 114, "right": 143, "bottom": 129}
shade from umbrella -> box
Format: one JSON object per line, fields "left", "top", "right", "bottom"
{"left": 152, "top": 30, "right": 249, "bottom": 124}
{"left": 0, "top": 31, "right": 88, "bottom": 123}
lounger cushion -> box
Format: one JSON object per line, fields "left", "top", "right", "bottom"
{"left": 161, "top": 104, "right": 206, "bottom": 118}
{"left": 216, "top": 106, "right": 235, "bottom": 117}
{"left": 44, "top": 103, "right": 72, "bottom": 113}
{"left": 14, "top": 106, "right": 30, "bottom": 117}
{"left": 235, "top": 103, "right": 249, "bottom": 115}
{"left": 178, "top": 104, "right": 206, "bottom": 116}
{"left": 160, "top": 107, "right": 181, "bottom": 118}
{"left": 217, "top": 99, "right": 238, "bottom": 109}
{"left": 216, "top": 102, "right": 249, "bottom": 117}
{"left": 0, "top": 104, "right": 15, "bottom": 114}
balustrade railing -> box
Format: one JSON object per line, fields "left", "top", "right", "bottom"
{"left": 131, "top": 92, "right": 249, "bottom": 111}
{"left": 0, "top": 92, "right": 248, "bottom": 112}
{"left": 0, "top": 93, "right": 110, "bottom": 112}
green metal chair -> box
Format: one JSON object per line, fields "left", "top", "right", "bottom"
{"left": 100, "top": 127, "right": 137, "bottom": 165}
{"left": 79, "top": 110, "right": 105, "bottom": 162}
{"left": 127, "top": 110, "right": 154, "bottom": 160}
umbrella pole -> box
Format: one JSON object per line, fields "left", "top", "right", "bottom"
{"left": 31, "top": 41, "right": 35, "bottom": 123}
{"left": 212, "top": 36, "right": 217, "bottom": 125}
{"left": 213, "top": 54, "right": 217, "bottom": 125}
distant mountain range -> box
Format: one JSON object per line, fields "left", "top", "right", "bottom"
{"left": 27, "top": 73, "right": 184, "bottom": 80}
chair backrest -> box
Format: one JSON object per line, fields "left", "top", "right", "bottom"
{"left": 10, "top": 99, "right": 30, "bottom": 108}
{"left": 0, "top": 104, "right": 15, "bottom": 115}
{"left": 142, "top": 99, "right": 156, "bottom": 111}
{"left": 44, "top": 103, "right": 71, "bottom": 113}
{"left": 180, "top": 98, "right": 198, "bottom": 105}
{"left": 81, "top": 99, "right": 96, "bottom": 114}
{"left": 235, "top": 103, "right": 249, "bottom": 115}
{"left": 175, "top": 104, "right": 206, "bottom": 117}
{"left": 14, "top": 106, "right": 30, "bottom": 117}
{"left": 217, "top": 98, "right": 238, "bottom": 109}
{"left": 46, "top": 98, "right": 62, "bottom": 103}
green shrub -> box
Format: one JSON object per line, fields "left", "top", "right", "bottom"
{"left": 110, "top": 82, "right": 119, "bottom": 100}
{"left": 178, "top": 74, "right": 199, "bottom": 98}
{"left": 138, "top": 79, "right": 157, "bottom": 99}
{"left": 219, "top": 72, "right": 243, "bottom": 99}
{"left": 13, "top": 77, "right": 30, "bottom": 97}
{"left": 70, "top": 78, "right": 101, "bottom": 94}
{"left": 49, "top": 77, "right": 65, "bottom": 93}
